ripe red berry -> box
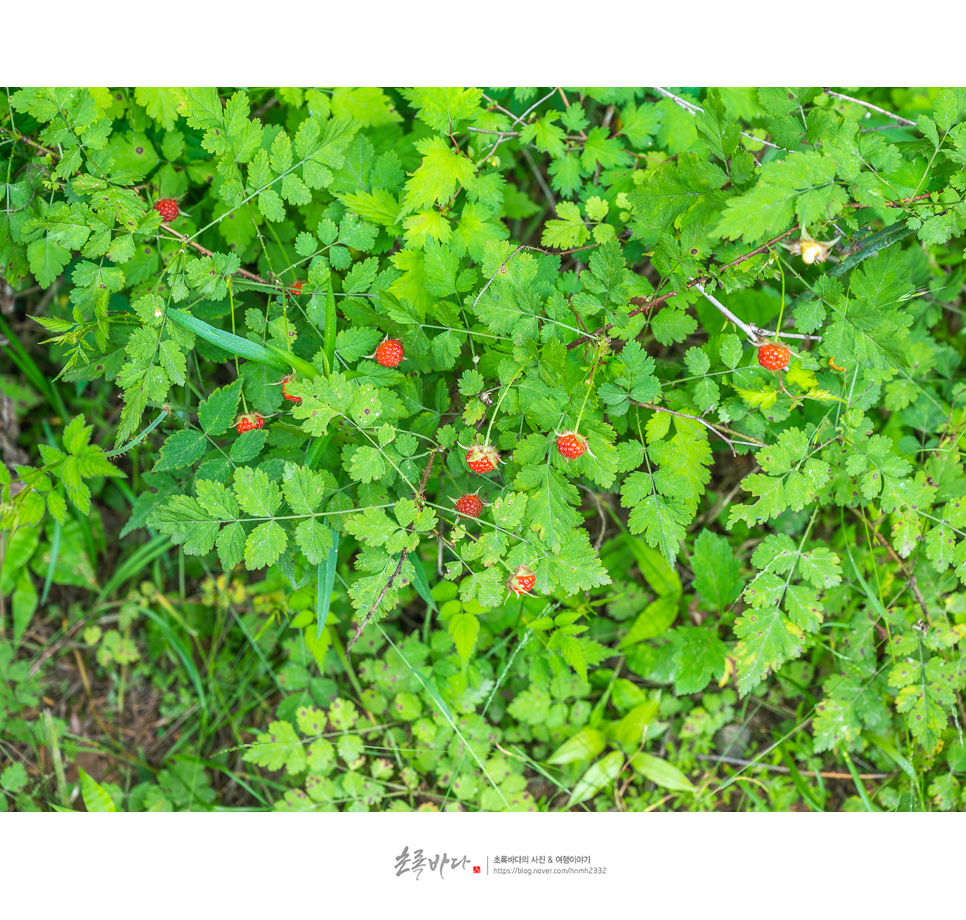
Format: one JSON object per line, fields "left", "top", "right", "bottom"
{"left": 455, "top": 494, "right": 484, "bottom": 519}
{"left": 281, "top": 374, "right": 301, "bottom": 405}
{"left": 465, "top": 444, "right": 499, "bottom": 474}
{"left": 758, "top": 343, "right": 791, "bottom": 371}
{"left": 556, "top": 431, "right": 587, "bottom": 460}
{"left": 507, "top": 565, "right": 536, "bottom": 596}
{"left": 375, "top": 339, "right": 404, "bottom": 368}
{"left": 154, "top": 198, "right": 179, "bottom": 223}
{"left": 235, "top": 413, "right": 264, "bottom": 434}
{"left": 288, "top": 281, "right": 304, "bottom": 296}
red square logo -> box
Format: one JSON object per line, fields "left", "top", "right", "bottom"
{"left": 473, "top": 866, "right": 481, "bottom": 874}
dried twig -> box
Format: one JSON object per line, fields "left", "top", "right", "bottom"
{"left": 565, "top": 226, "right": 800, "bottom": 350}
{"left": 471, "top": 241, "right": 601, "bottom": 316}
{"left": 347, "top": 449, "right": 439, "bottom": 652}
{"left": 752, "top": 327, "right": 822, "bottom": 342}
{"left": 850, "top": 508, "right": 931, "bottom": 624}
{"left": 845, "top": 192, "right": 931, "bottom": 210}
{"left": 159, "top": 226, "right": 271, "bottom": 287}
{"left": 634, "top": 401, "right": 767, "bottom": 456}
{"left": 696, "top": 284, "right": 762, "bottom": 344}
{"left": 651, "top": 87, "right": 781, "bottom": 150}
{"left": 823, "top": 89, "right": 916, "bottom": 127}
{"left": 699, "top": 753, "right": 894, "bottom": 782}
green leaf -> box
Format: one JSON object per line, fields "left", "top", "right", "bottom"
{"left": 672, "top": 626, "right": 730, "bottom": 695}
{"left": 28, "top": 237, "right": 72, "bottom": 288}
{"left": 448, "top": 612, "right": 480, "bottom": 661}
{"left": 165, "top": 308, "right": 290, "bottom": 371}
{"left": 716, "top": 151, "right": 847, "bottom": 242}
{"left": 406, "top": 136, "right": 477, "bottom": 211}
{"left": 245, "top": 521, "right": 287, "bottom": 570}
{"left": 243, "top": 720, "right": 307, "bottom": 774}
{"left": 620, "top": 594, "right": 678, "bottom": 647}
{"left": 734, "top": 607, "right": 804, "bottom": 695}
{"left": 79, "top": 768, "right": 116, "bottom": 812}
{"left": 630, "top": 752, "right": 696, "bottom": 793}
{"left": 567, "top": 751, "right": 624, "bottom": 808}
{"left": 621, "top": 475, "right": 690, "bottom": 564}
{"left": 317, "top": 528, "right": 339, "bottom": 640}
{"left": 547, "top": 728, "right": 607, "bottom": 766}
{"left": 233, "top": 466, "right": 282, "bottom": 516}
{"left": 295, "top": 518, "right": 333, "bottom": 566}
{"left": 691, "top": 530, "right": 743, "bottom": 611}
{"left": 149, "top": 496, "right": 219, "bottom": 556}
{"left": 541, "top": 201, "right": 589, "bottom": 249}
{"left": 404, "top": 87, "right": 482, "bottom": 133}
{"left": 153, "top": 430, "right": 207, "bottom": 472}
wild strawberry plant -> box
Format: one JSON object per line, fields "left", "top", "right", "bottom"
{"left": 4, "top": 86, "right": 966, "bottom": 810}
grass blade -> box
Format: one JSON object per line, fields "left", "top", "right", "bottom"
{"left": 324, "top": 279, "right": 337, "bottom": 375}
{"left": 165, "top": 308, "right": 290, "bottom": 372}
{"left": 317, "top": 528, "right": 338, "bottom": 640}
{"left": 780, "top": 745, "right": 824, "bottom": 811}
{"left": 841, "top": 748, "right": 875, "bottom": 812}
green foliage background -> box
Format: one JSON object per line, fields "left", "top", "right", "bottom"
{"left": 3, "top": 86, "right": 966, "bottom": 812}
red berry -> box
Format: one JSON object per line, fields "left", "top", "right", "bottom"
{"left": 235, "top": 413, "right": 264, "bottom": 434}
{"left": 556, "top": 431, "right": 587, "bottom": 460}
{"left": 757, "top": 343, "right": 791, "bottom": 371}
{"left": 288, "top": 281, "right": 304, "bottom": 296}
{"left": 375, "top": 339, "right": 404, "bottom": 368}
{"left": 455, "top": 494, "right": 484, "bottom": 519}
{"left": 281, "top": 374, "right": 301, "bottom": 405}
{"left": 154, "top": 198, "right": 179, "bottom": 223}
{"left": 465, "top": 444, "right": 499, "bottom": 474}
{"left": 507, "top": 565, "right": 536, "bottom": 596}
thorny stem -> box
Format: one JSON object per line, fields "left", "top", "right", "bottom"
{"left": 2, "top": 127, "right": 58, "bottom": 159}
{"left": 752, "top": 327, "right": 822, "bottom": 342}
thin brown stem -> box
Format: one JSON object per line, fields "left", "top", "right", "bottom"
{"left": 566, "top": 226, "right": 801, "bottom": 350}
{"left": 160, "top": 226, "right": 271, "bottom": 287}
{"left": 634, "top": 401, "right": 767, "bottom": 455}
{"left": 3, "top": 128, "right": 58, "bottom": 159}
{"left": 844, "top": 192, "right": 931, "bottom": 209}
{"left": 698, "top": 754, "right": 893, "bottom": 782}
{"left": 850, "top": 508, "right": 931, "bottom": 624}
